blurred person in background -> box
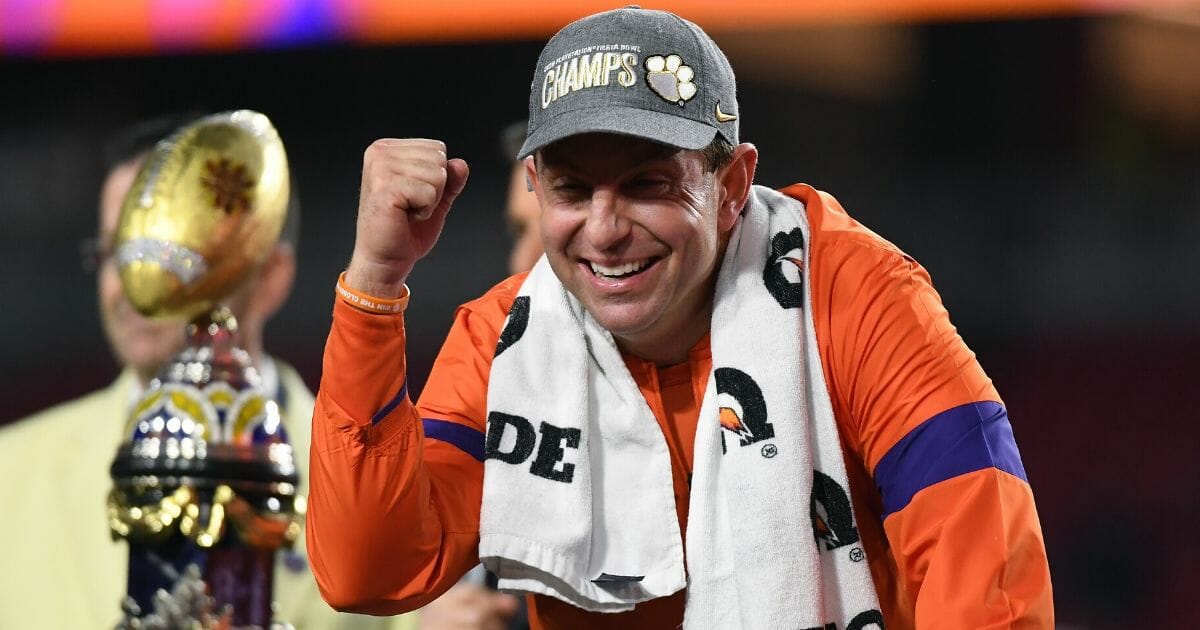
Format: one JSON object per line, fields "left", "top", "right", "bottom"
{"left": 0, "top": 115, "right": 503, "bottom": 630}
{"left": 500, "top": 120, "right": 543, "bottom": 276}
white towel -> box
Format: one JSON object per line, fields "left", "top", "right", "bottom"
{"left": 480, "top": 185, "right": 882, "bottom": 629}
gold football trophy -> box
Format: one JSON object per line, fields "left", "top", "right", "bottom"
{"left": 105, "top": 111, "right": 300, "bottom": 629}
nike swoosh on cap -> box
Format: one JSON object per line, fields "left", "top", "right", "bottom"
{"left": 715, "top": 103, "right": 737, "bottom": 123}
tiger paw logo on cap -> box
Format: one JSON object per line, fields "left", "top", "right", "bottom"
{"left": 645, "top": 54, "right": 696, "bottom": 105}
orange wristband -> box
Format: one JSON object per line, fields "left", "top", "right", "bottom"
{"left": 336, "top": 272, "right": 410, "bottom": 314}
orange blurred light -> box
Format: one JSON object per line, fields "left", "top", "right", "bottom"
{"left": 6, "top": 0, "right": 1200, "bottom": 57}
{"left": 53, "top": 0, "right": 154, "bottom": 55}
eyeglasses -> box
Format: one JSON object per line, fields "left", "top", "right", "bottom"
{"left": 80, "top": 235, "right": 113, "bottom": 274}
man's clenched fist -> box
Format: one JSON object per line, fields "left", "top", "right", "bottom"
{"left": 345, "top": 138, "right": 469, "bottom": 298}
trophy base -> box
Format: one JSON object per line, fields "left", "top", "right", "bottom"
{"left": 122, "top": 525, "right": 276, "bottom": 628}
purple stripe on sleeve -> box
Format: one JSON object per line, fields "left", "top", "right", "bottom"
{"left": 370, "top": 380, "right": 408, "bottom": 425}
{"left": 423, "top": 419, "right": 486, "bottom": 462}
{"left": 874, "top": 401, "right": 1028, "bottom": 518}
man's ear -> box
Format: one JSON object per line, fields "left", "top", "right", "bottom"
{"left": 717, "top": 143, "right": 758, "bottom": 233}
{"left": 524, "top": 155, "right": 540, "bottom": 195}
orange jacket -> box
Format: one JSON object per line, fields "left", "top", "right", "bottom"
{"left": 308, "top": 184, "right": 1054, "bottom": 629}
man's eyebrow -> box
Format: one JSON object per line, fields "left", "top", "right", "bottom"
{"left": 538, "top": 151, "right": 579, "bottom": 173}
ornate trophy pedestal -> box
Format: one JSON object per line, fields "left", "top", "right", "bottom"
{"left": 109, "top": 309, "right": 300, "bottom": 629}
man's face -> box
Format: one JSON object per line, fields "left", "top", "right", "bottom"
{"left": 534, "top": 133, "right": 729, "bottom": 355}
{"left": 97, "top": 157, "right": 184, "bottom": 381}
{"left": 506, "top": 160, "right": 543, "bottom": 274}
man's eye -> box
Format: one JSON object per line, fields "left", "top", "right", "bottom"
{"left": 552, "top": 182, "right": 588, "bottom": 195}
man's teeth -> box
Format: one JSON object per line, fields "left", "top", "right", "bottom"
{"left": 590, "top": 259, "right": 651, "bottom": 278}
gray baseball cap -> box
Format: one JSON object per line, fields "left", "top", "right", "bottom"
{"left": 518, "top": 6, "right": 739, "bottom": 158}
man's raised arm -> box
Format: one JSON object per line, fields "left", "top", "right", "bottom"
{"left": 305, "top": 139, "right": 477, "bottom": 614}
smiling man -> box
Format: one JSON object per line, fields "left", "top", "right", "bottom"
{"left": 307, "top": 7, "right": 1053, "bottom": 629}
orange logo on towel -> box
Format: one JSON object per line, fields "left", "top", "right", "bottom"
{"left": 719, "top": 406, "right": 752, "bottom": 442}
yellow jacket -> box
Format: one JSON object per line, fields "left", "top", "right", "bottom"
{"left": 0, "top": 361, "right": 417, "bottom": 629}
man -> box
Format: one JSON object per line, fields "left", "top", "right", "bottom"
{"left": 308, "top": 8, "right": 1053, "bottom": 629}
{"left": 0, "top": 117, "right": 419, "bottom": 629}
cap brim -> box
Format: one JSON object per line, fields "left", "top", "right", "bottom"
{"left": 517, "top": 105, "right": 718, "bottom": 159}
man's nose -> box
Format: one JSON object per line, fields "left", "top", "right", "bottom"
{"left": 582, "top": 188, "right": 631, "bottom": 251}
